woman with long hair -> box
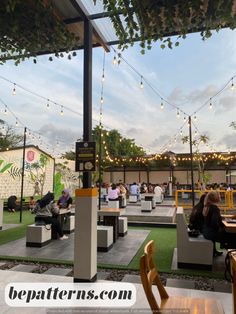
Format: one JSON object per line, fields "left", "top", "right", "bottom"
{"left": 189, "top": 193, "right": 206, "bottom": 232}
{"left": 202, "top": 191, "right": 236, "bottom": 256}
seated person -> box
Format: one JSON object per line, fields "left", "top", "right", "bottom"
{"left": 108, "top": 183, "right": 120, "bottom": 201}
{"left": 57, "top": 189, "right": 72, "bottom": 210}
{"left": 188, "top": 193, "right": 206, "bottom": 233}
{"left": 7, "top": 195, "right": 20, "bottom": 212}
{"left": 35, "top": 192, "right": 68, "bottom": 240}
{"left": 202, "top": 191, "right": 236, "bottom": 256}
{"left": 29, "top": 196, "right": 36, "bottom": 212}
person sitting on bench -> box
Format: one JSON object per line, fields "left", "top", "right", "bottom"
{"left": 7, "top": 195, "right": 20, "bottom": 212}
{"left": 35, "top": 192, "right": 68, "bottom": 240}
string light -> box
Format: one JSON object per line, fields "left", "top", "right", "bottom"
{"left": 209, "top": 99, "right": 213, "bottom": 110}
{"left": 193, "top": 113, "right": 197, "bottom": 121}
{"left": 46, "top": 99, "right": 50, "bottom": 109}
{"left": 231, "top": 78, "right": 235, "bottom": 91}
{"left": 100, "top": 96, "right": 104, "bottom": 104}
{"left": 102, "top": 74, "right": 105, "bottom": 82}
{"left": 12, "top": 83, "right": 16, "bottom": 95}
{"left": 60, "top": 106, "right": 64, "bottom": 116}
{"left": 4, "top": 106, "right": 7, "bottom": 115}
{"left": 15, "top": 119, "right": 18, "bottom": 127}
{"left": 183, "top": 115, "right": 186, "bottom": 121}
{"left": 112, "top": 55, "right": 117, "bottom": 65}
{"left": 160, "top": 99, "right": 164, "bottom": 110}
{"left": 177, "top": 109, "right": 180, "bottom": 118}
{"left": 140, "top": 76, "right": 144, "bottom": 89}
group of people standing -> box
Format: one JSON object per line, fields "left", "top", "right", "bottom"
{"left": 189, "top": 191, "right": 236, "bottom": 256}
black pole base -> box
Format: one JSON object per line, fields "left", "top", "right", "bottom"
{"left": 73, "top": 274, "right": 97, "bottom": 282}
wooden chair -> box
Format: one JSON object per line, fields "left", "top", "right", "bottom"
{"left": 140, "top": 240, "right": 225, "bottom": 313}
{"left": 230, "top": 251, "right": 236, "bottom": 314}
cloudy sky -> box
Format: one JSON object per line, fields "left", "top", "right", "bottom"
{"left": 1, "top": 26, "right": 236, "bottom": 156}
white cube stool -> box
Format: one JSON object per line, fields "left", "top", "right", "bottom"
{"left": 118, "top": 217, "right": 128, "bottom": 236}
{"left": 108, "top": 200, "right": 119, "bottom": 208}
{"left": 141, "top": 200, "right": 152, "bottom": 212}
{"left": 63, "top": 215, "right": 75, "bottom": 234}
{"left": 129, "top": 195, "right": 138, "bottom": 203}
{"left": 97, "top": 225, "right": 113, "bottom": 252}
{"left": 26, "top": 224, "right": 51, "bottom": 247}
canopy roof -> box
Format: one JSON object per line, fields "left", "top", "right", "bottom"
{"left": 1, "top": 0, "right": 236, "bottom": 64}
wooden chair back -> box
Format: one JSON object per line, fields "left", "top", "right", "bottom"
{"left": 230, "top": 252, "right": 236, "bottom": 314}
{"left": 140, "top": 240, "right": 169, "bottom": 312}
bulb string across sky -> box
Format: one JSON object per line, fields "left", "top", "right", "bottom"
{"left": 0, "top": 28, "right": 236, "bottom": 157}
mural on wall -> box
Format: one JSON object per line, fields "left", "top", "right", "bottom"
{"left": 54, "top": 161, "right": 80, "bottom": 198}
{"left": 0, "top": 146, "right": 53, "bottom": 199}
{"left": 26, "top": 152, "right": 49, "bottom": 197}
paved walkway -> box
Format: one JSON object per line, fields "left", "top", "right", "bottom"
{"left": 0, "top": 229, "right": 150, "bottom": 266}
{"left": 0, "top": 270, "right": 232, "bottom": 313}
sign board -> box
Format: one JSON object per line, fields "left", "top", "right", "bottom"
{"left": 75, "top": 141, "right": 96, "bottom": 172}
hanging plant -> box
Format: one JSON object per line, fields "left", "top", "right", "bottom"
{"left": 94, "top": 0, "right": 236, "bottom": 53}
{"left": 0, "top": 0, "right": 79, "bottom": 65}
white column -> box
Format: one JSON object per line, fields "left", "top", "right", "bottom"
{"left": 74, "top": 188, "right": 97, "bottom": 282}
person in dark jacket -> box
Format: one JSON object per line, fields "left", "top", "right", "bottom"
{"left": 35, "top": 192, "right": 68, "bottom": 240}
{"left": 188, "top": 193, "right": 206, "bottom": 233}
{"left": 202, "top": 191, "right": 236, "bottom": 256}
{"left": 7, "top": 195, "right": 19, "bottom": 212}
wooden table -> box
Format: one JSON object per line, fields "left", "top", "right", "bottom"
{"left": 98, "top": 208, "right": 121, "bottom": 242}
{"left": 222, "top": 219, "right": 236, "bottom": 233}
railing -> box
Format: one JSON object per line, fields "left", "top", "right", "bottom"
{"left": 175, "top": 189, "right": 236, "bottom": 211}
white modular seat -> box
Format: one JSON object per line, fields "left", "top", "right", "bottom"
{"left": 129, "top": 195, "right": 138, "bottom": 203}
{"left": 118, "top": 217, "right": 128, "bottom": 236}
{"left": 97, "top": 225, "right": 113, "bottom": 252}
{"left": 63, "top": 215, "right": 75, "bottom": 233}
{"left": 141, "top": 200, "right": 152, "bottom": 212}
{"left": 108, "top": 200, "right": 119, "bottom": 208}
{"left": 26, "top": 224, "right": 51, "bottom": 247}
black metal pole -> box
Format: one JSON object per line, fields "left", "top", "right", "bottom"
{"left": 20, "top": 127, "right": 26, "bottom": 223}
{"left": 98, "top": 125, "right": 102, "bottom": 210}
{"left": 189, "top": 116, "right": 195, "bottom": 207}
{"left": 83, "top": 18, "right": 93, "bottom": 188}
{"left": 123, "top": 165, "right": 126, "bottom": 183}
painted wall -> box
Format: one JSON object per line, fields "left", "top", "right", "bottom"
{"left": 0, "top": 146, "right": 54, "bottom": 199}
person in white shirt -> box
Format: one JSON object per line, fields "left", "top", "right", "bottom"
{"left": 154, "top": 184, "right": 164, "bottom": 204}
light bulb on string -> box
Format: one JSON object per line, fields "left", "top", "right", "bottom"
{"left": 180, "top": 130, "right": 183, "bottom": 136}
{"left": 15, "top": 119, "right": 18, "bottom": 127}
{"left": 231, "top": 78, "right": 235, "bottom": 91}
{"left": 112, "top": 55, "right": 117, "bottom": 65}
{"left": 209, "top": 99, "right": 213, "bottom": 110}
{"left": 176, "top": 109, "right": 180, "bottom": 118}
{"left": 12, "top": 83, "right": 16, "bottom": 95}
{"left": 100, "top": 96, "right": 104, "bottom": 104}
{"left": 193, "top": 113, "right": 197, "bottom": 121}
{"left": 160, "top": 99, "right": 164, "bottom": 110}
{"left": 183, "top": 115, "right": 186, "bottom": 121}
{"left": 46, "top": 99, "right": 50, "bottom": 109}
{"left": 101, "top": 73, "right": 105, "bottom": 82}
{"left": 140, "top": 76, "right": 144, "bottom": 89}
{"left": 60, "top": 106, "right": 64, "bottom": 116}
{"left": 4, "top": 106, "right": 7, "bottom": 115}
{"left": 194, "top": 130, "right": 198, "bottom": 136}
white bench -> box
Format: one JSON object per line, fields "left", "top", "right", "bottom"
{"left": 141, "top": 200, "right": 152, "bottom": 212}
{"left": 118, "top": 217, "right": 128, "bottom": 236}
{"left": 108, "top": 200, "right": 119, "bottom": 208}
{"left": 129, "top": 195, "right": 138, "bottom": 203}
{"left": 26, "top": 224, "right": 51, "bottom": 247}
{"left": 176, "top": 207, "right": 213, "bottom": 270}
{"left": 97, "top": 225, "right": 113, "bottom": 252}
{"left": 63, "top": 215, "right": 75, "bottom": 234}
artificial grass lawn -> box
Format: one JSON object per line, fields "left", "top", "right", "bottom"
{"left": 1, "top": 211, "right": 34, "bottom": 245}
{"left": 0, "top": 214, "right": 224, "bottom": 279}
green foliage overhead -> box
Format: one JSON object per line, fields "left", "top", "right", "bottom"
{"left": 95, "top": 0, "right": 236, "bottom": 53}
{"left": 0, "top": 0, "right": 79, "bottom": 65}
